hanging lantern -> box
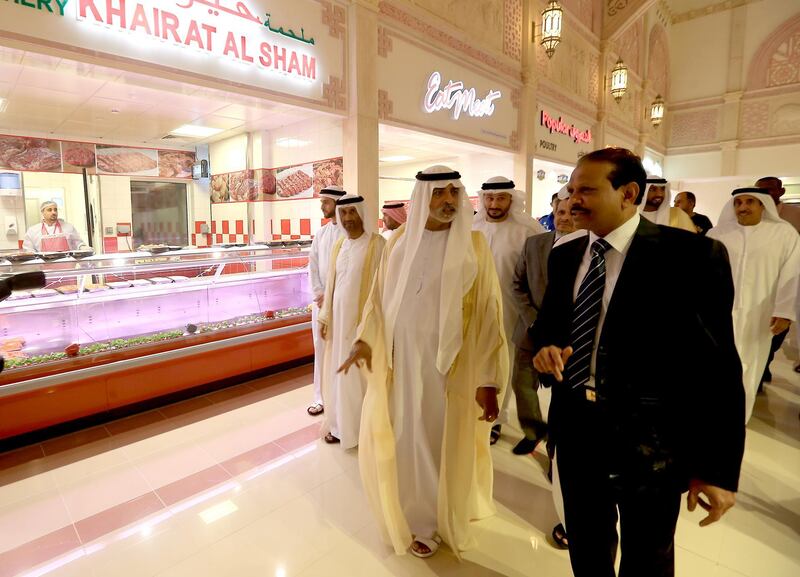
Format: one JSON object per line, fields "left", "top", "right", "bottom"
{"left": 610, "top": 58, "right": 628, "bottom": 103}
{"left": 540, "top": 1, "right": 563, "bottom": 59}
{"left": 650, "top": 94, "right": 665, "bottom": 127}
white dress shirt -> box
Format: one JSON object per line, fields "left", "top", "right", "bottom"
{"left": 572, "top": 213, "right": 640, "bottom": 385}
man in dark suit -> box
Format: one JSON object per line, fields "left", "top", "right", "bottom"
{"left": 511, "top": 195, "right": 575, "bottom": 455}
{"left": 532, "top": 147, "right": 745, "bottom": 577}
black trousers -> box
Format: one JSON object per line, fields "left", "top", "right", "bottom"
{"left": 762, "top": 327, "right": 790, "bottom": 381}
{"left": 557, "top": 416, "right": 682, "bottom": 577}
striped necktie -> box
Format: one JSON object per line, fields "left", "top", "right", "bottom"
{"left": 565, "top": 238, "right": 612, "bottom": 390}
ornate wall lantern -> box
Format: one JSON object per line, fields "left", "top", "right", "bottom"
{"left": 540, "top": 1, "right": 563, "bottom": 59}
{"left": 650, "top": 94, "right": 665, "bottom": 127}
{"left": 610, "top": 59, "right": 628, "bottom": 103}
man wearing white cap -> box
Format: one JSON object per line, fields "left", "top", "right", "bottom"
{"left": 708, "top": 187, "right": 800, "bottom": 423}
{"left": 339, "top": 165, "right": 507, "bottom": 558}
{"left": 318, "top": 195, "right": 385, "bottom": 448}
{"left": 473, "top": 176, "right": 544, "bottom": 445}
{"left": 306, "top": 186, "right": 345, "bottom": 417}
{"left": 641, "top": 177, "right": 696, "bottom": 233}
{"left": 381, "top": 201, "right": 407, "bottom": 241}
{"left": 22, "top": 201, "right": 90, "bottom": 252}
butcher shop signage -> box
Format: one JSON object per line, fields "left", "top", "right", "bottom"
{"left": 540, "top": 109, "right": 592, "bottom": 144}
{"left": 0, "top": 0, "right": 335, "bottom": 102}
{"left": 423, "top": 72, "right": 502, "bottom": 120}
{"left": 5, "top": 0, "right": 69, "bottom": 17}
{"left": 0, "top": 134, "right": 196, "bottom": 178}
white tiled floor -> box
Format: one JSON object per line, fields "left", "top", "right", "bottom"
{"left": 0, "top": 355, "right": 798, "bottom": 577}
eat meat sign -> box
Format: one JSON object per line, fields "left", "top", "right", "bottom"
{"left": 5, "top": 0, "right": 318, "bottom": 82}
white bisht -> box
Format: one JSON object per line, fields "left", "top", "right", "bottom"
{"left": 318, "top": 195, "right": 385, "bottom": 448}
{"left": 355, "top": 165, "right": 508, "bottom": 555}
{"left": 708, "top": 187, "right": 800, "bottom": 423}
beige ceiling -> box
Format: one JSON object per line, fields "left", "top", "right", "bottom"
{"left": 0, "top": 45, "right": 330, "bottom": 149}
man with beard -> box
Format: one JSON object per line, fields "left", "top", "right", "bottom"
{"left": 473, "top": 176, "right": 544, "bottom": 445}
{"left": 532, "top": 147, "right": 744, "bottom": 577}
{"left": 306, "top": 186, "right": 345, "bottom": 417}
{"left": 708, "top": 188, "right": 800, "bottom": 423}
{"left": 338, "top": 165, "right": 507, "bottom": 558}
{"left": 641, "top": 177, "right": 696, "bottom": 232}
{"left": 318, "top": 195, "right": 385, "bottom": 447}
{"left": 22, "top": 201, "right": 91, "bottom": 253}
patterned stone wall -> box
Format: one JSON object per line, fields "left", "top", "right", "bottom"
{"left": 406, "top": 0, "right": 505, "bottom": 54}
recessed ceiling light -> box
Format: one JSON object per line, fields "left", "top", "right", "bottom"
{"left": 275, "top": 137, "right": 311, "bottom": 148}
{"left": 170, "top": 124, "right": 224, "bottom": 138}
{"left": 0, "top": 97, "right": 7, "bottom": 113}
{"left": 379, "top": 155, "right": 414, "bottom": 162}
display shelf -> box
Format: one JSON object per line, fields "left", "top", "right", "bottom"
{"left": 0, "top": 246, "right": 314, "bottom": 440}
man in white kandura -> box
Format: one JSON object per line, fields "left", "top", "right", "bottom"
{"left": 640, "top": 177, "right": 696, "bottom": 232}
{"left": 22, "top": 201, "right": 91, "bottom": 253}
{"left": 339, "top": 165, "right": 508, "bottom": 559}
{"left": 472, "top": 176, "right": 544, "bottom": 445}
{"left": 318, "top": 195, "right": 385, "bottom": 447}
{"left": 307, "top": 186, "right": 345, "bottom": 417}
{"left": 708, "top": 187, "right": 800, "bottom": 423}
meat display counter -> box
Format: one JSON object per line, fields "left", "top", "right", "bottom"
{"left": 0, "top": 244, "right": 314, "bottom": 441}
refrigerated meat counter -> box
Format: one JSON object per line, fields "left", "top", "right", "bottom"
{"left": 0, "top": 244, "right": 314, "bottom": 440}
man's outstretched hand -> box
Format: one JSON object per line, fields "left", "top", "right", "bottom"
{"left": 532, "top": 346, "right": 573, "bottom": 381}
{"left": 338, "top": 340, "right": 372, "bottom": 374}
{"left": 687, "top": 479, "right": 736, "bottom": 527}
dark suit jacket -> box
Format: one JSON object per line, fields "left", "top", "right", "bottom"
{"left": 532, "top": 218, "right": 745, "bottom": 492}
{"left": 512, "top": 231, "right": 555, "bottom": 351}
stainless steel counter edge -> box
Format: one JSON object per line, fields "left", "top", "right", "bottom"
{"left": 0, "top": 321, "right": 312, "bottom": 398}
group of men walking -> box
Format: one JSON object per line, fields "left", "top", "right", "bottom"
{"left": 304, "top": 147, "right": 799, "bottom": 576}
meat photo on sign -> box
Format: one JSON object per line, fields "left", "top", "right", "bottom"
{"left": 61, "top": 142, "right": 97, "bottom": 174}
{"left": 255, "top": 168, "right": 276, "bottom": 200}
{"left": 96, "top": 146, "right": 158, "bottom": 176}
{"left": 312, "top": 158, "right": 343, "bottom": 196}
{"left": 211, "top": 174, "right": 230, "bottom": 203}
{"left": 276, "top": 163, "right": 314, "bottom": 199}
{"left": 158, "top": 150, "right": 195, "bottom": 178}
{"left": 229, "top": 169, "right": 258, "bottom": 201}
{"left": 0, "top": 136, "right": 62, "bottom": 172}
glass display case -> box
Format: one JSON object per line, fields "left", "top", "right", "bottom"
{"left": 0, "top": 244, "right": 315, "bottom": 440}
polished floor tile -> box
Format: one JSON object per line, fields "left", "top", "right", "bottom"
{"left": 0, "top": 358, "right": 797, "bottom": 577}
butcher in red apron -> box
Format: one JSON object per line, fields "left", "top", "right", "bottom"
{"left": 22, "top": 201, "right": 90, "bottom": 253}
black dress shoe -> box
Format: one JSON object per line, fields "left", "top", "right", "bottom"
{"left": 512, "top": 437, "right": 542, "bottom": 455}
{"left": 490, "top": 424, "right": 501, "bottom": 445}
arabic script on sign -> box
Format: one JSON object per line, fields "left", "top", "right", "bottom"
{"left": 75, "top": 1, "right": 317, "bottom": 82}
{"left": 423, "top": 72, "right": 501, "bottom": 120}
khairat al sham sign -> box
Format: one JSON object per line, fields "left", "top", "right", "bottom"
{"left": 423, "top": 71, "right": 502, "bottom": 120}
{"left": 540, "top": 110, "right": 592, "bottom": 144}
{"left": 4, "top": 0, "right": 318, "bottom": 82}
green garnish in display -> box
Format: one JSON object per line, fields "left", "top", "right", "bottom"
{"left": 2, "top": 307, "right": 310, "bottom": 371}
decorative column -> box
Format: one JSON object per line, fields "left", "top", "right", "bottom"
{"left": 343, "top": 0, "right": 380, "bottom": 222}
{"left": 514, "top": 0, "right": 535, "bottom": 214}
